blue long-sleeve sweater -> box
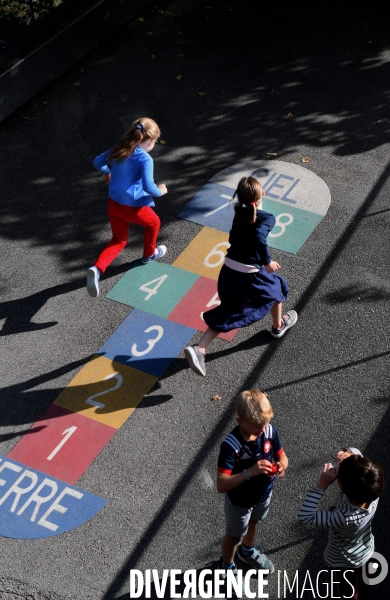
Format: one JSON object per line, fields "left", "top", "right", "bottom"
{"left": 93, "top": 146, "right": 162, "bottom": 207}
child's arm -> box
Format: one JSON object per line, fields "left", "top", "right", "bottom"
{"left": 336, "top": 447, "right": 362, "bottom": 464}
{"left": 217, "top": 460, "right": 274, "bottom": 493}
{"left": 93, "top": 151, "right": 111, "bottom": 174}
{"left": 276, "top": 451, "right": 288, "bottom": 478}
{"left": 297, "top": 464, "right": 346, "bottom": 528}
{"left": 140, "top": 154, "right": 165, "bottom": 197}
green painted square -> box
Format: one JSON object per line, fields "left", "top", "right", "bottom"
{"left": 263, "top": 199, "right": 324, "bottom": 254}
{"left": 106, "top": 261, "right": 199, "bottom": 317}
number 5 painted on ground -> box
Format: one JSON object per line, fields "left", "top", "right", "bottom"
{"left": 132, "top": 325, "right": 164, "bottom": 356}
{"left": 204, "top": 242, "right": 230, "bottom": 268}
{"left": 200, "top": 292, "right": 221, "bottom": 321}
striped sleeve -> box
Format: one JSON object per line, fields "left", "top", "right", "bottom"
{"left": 217, "top": 434, "right": 241, "bottom": 474}
{"left": 297, "top": 486, "right": 347, "bottom": 528}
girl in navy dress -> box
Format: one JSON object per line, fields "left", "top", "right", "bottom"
{"left": 184, "top": 176, "right": 297, "bottom": 376}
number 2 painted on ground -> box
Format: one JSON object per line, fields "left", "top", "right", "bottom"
{"left": 85, "top": 373, "right": 123, "bottom": 410}
{"left": 139, "top": 275, "right": 168, "bottom": 300}
{"left": 131, "top": 325, "right": 164, "bottom": 357}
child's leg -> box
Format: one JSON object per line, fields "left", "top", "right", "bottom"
{"left": 198, "top": 327, "right": 219, "bottom": 353}
{"left": 270, "top": 300, "right": 283, "bottom": 329}
{"left": 95, "top": 213, "right": 129, "bottom": 274}
{"left": 221, "top": 535, "right": 241, "bottom": 565}
{"left": 236, "top": 495, "right": 274, "bottom": 572}
{"left": 129, "top": 206, "right": 161, "bottom": 258}
{"left": 241, "top": 520, "right": 258, "bottom": 549}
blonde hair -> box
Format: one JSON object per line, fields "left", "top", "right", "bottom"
{"left": 232, "top": 176, "right": 263, "bottom": 226}
{"left": 235, "top": 389, "right": 273, "bottom": 424}
{"left": 107, "top": 117, "right": 161, "bottom": 162}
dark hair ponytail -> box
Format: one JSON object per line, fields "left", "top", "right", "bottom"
{"left": 107, "top": 117, "right": 161, "bottom": 162}
{"left": 232, "top": 176, "right": 263, "bottom": 226}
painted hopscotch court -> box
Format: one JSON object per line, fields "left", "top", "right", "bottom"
{"left": 0, "top": 161, "right": 330, "bottom": 538}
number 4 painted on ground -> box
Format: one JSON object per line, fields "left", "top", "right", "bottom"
{"left": 139, "top": 275, "right": 168, "bottom": 300}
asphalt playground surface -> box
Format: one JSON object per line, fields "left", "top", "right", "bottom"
{"left": 1, "top": 0, "right": 390, "bottom": 598}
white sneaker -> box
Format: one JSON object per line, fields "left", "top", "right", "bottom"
{"left": 141, "top": 245, "right": 167, "bottom": 264}
{"left": 87, "top": 266, "right": 100, "bottom": 297}
{"left": 184, "top": 345, "right": 206, "bottom": 376}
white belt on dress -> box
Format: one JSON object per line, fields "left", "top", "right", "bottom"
{"left": 224, "top": 257, "right": 260, "bottom": 273}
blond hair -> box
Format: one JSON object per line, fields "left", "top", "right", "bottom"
{"left": 107, "top": 117, "right": 161, "bottom": 162}
{"left": 235, "top": 389, "right": 273, "bottom": 424}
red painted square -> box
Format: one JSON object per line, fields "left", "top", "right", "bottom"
{"left": 7, "top": 404, "right": 116, "bottom": 484}
{"left": 166, "top": 276, "right": 238, "bottom": 341}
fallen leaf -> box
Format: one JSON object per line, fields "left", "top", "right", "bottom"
{"left": 205, "top": 5, "right": 212, "bottom": 8}
{"left": 138, "top": 16, "right": 144, "bottom": 21}
{"left": 178, "top": 54, "right": 186, "bottom": 57}
{"left": 211, "top": 395, "right": 222, "bottom": 401}
{"left": 22, "top": 116, "right": 36, "bottom": 120}
{"left": 177, "top": 31, "right": 182, "bottom": 34}
{"left": 266, "top": 152, "right": 277, "bottom": 157}
{"left": 80, "top": 68, "right": 85, "bottom": 73}
{"left": 146, "top": 31, "right": 153, "bottom": 35}
{"left": 99, "top": 92, "right": 105, "bottom": 97}
{"left": 301, "top": 156, "right": 309, "bottom": 163}
{"left": 198, "top": 91, "right": 206, "bottom": 96}
{"left": 159, "top": 139, "right": 167, "bottom": 144}
{"left": 176, "top": 74, "right": 182, "bottom": 80}
{"left": 270, "top": 89, "right": 275, "bottom": 94}
{"left": 287, "top": 112, "right": 293, "bottom": 117}
{"left": 157, "top": 9, "right": 164, "bottom": 13}
{"left": 41, "top": 101, "right": 48, "bottom": 105}
{"left": 152, "top": 54, "right": 156, "bottom": 58}
{"left": 73, "top": 81, "right": 81, "bottom": 86}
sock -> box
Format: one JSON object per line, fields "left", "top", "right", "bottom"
{"left": 241, "top": 544, "right": 254, "bottom": 555}
{"left": 221, "top": 560, "right": 236, "bottom": 569}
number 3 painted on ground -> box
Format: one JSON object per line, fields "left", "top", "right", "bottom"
{"left": 131, "top": 326, "right": 164, "bottom": 356}
{"left": 204, "top": 242, "right": 230, "bottom": 268}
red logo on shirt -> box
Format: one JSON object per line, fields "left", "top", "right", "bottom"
{"left": 264, "top": 441, "right": 271, "bottom": 453}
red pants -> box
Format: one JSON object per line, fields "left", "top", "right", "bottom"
{"left": 95, "top": 199, "right": 160, "bottom": 273}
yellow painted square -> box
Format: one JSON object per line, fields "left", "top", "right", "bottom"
{"left": 173, "top": 227, "right": 230, "bottom": 281}
{"left": 54, "top": 356, "right": 158, "bottom": 429}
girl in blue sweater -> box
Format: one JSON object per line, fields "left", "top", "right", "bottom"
{"left": 87, "top": 117, "right": 168, "bottom": 297}
{"left": 185, "top": 176, "right": 297, "bottom": 376}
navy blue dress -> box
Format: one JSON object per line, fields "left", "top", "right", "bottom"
{"left": 203, "top": 209, "right": 289, "bottom": 332}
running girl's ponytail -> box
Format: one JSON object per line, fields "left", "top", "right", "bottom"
{"left": 107, "top": 117, "right": 161, "bottom": 162}
{"left": 232, "top": 176, "right": 263, "bottom": 226}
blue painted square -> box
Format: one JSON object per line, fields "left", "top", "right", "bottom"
{"left": 106, "top": 260, "right": 199, "bottom": 317}
{"left": 0, "top": 456, "right": 106, "bottom": 539}
{"left": 97, "top": 309, "right": 196, "bottom": 377}
{"left": 177, "top": 182, "right": 236, "bottom": 233}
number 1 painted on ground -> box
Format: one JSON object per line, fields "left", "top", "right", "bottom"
{"left": 47, "top": 426, "right": 77, "bottom": 461}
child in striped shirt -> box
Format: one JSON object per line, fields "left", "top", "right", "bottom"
{"left": 297, "top": 448, "right": 384, "bottom": 599}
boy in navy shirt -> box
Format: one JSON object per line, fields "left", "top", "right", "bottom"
{"left": 217, "top": 389, "right": 288, "bottom": 577}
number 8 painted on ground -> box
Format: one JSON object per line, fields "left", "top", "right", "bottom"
{"left": 204, "top": 242, "right": 230, "bottom": 268}
{"left": 268, "top": 213, "right": 294, "bottom": 238}
{"left": 131, "top": 326, "right": 164, "bottom": 357}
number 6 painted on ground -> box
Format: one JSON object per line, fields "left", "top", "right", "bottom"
{"left": 204, "top": 242, "right": 230, "bottom": 268}
{"left": 131, "top": 326, "right": 164, "bottom": 357}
